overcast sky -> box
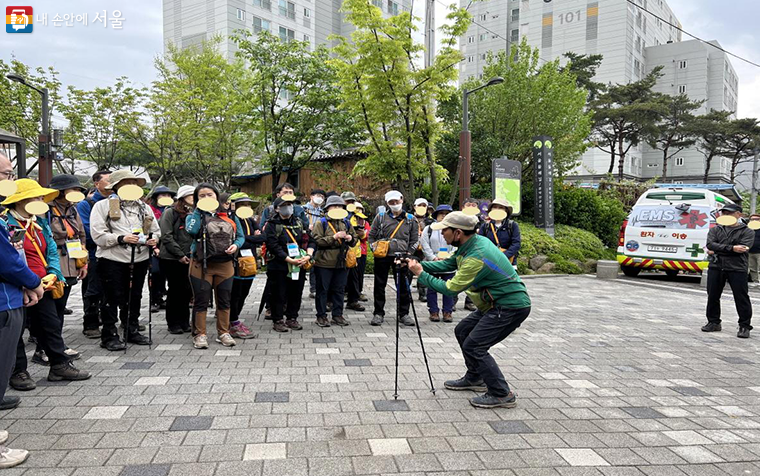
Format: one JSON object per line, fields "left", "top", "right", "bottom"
{"left": 1, "top": 0, "right": 758, "bottom": 126}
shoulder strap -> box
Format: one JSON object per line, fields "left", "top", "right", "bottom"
{"left": 389, "top": 219, "right": 405, "bottom": 240}
{"left": 490, "top": 222, "right": 501, "bottom": 247}
{"left": 427, "top": 226, "right": 433, "bottom": 240}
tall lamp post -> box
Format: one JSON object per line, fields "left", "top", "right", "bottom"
{"left": 6, "top": 73, "right": 53, "bottom": 186}
{"left": 459, "top": 77, "right": 504, "bottom": 209}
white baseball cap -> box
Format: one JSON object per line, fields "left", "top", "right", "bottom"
{"left": 385, "top": 190, "right": 403, "bottom": 203}
{"left": 414, "top": 198, "right": 428, "bottom": 207}
{"left": 176, "top": 185, "right": 195, "bottom": 200}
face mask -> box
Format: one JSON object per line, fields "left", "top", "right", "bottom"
{"left": 389, "top": 204, "right": 403, "bottom": 213}
{"left": 451, "top": 230, "right": 462, "bottom": 248}
{"left": 279, "top": 205, "right": 294, "bottom": 217}
{"left": 312, "top": 196, "right": 323, "bottom": 205}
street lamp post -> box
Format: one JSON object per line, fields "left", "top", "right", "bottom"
{"left": 459, "top": 77, "right": 504, "bottom": 209}
{"left": 6, "top": 73, "right": 53, "bottom": 186}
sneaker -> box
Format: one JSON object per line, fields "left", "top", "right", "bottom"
{"left": 442, "top": 312, "right": 453, "bottom": 323}
{"left": 230, "top": 323, "right": 257, "bottom": 339}
{"left": 316, "top": 317, "right": 331, "bottom": 328}
{"left": 0, "top": 396, "right": 20, "bottom": 411}
{"left": 216, "top": 333, "right": 236, "bottom": 347}
{"left": 100, "top": 338, "right": 126, "bottom": 352}
{"left": 273, "top": 321, "right": 289, "bottom": 332}
{"left": 31, "top": 350, "right": 49, "bottom": 366}
{"left": 193, "top": 334, "right": 209, "bottom": 349}
{"left": 398, "top": 315, "right": 414, "bottom": 327}
{"left": 285, "top": 319, "right": 303, "bottom": 330}
{"left": 464, "top": 302, "right": 477, "bottom": 312}
{"left": 168, "top": 326, "right": 184, "bottom": 335}
{"left": 444, "top": 377, "right": 487, "bottom": 392}
{"left": 331, "top": 315, "right": 350, "bottom": 326}
{"left": 470, "top": 392, "right": 517, "bottom": 409}
{"left": 370, "top": 314, "right": 384, "bottom": 326}
{"left": 429, "top": 312, "right": 440, "bottom": 322}
{"left": 738, "top": 327, "right": 751, "bottom": 339}
{"left": 9, "top": 372, "right": 35, "bottom": 391}
{"left": 701, "top": 322, "right": 722, "bottom": 332}
{"left": 82, "top": 328, "right": 101, "bottom": 339}
{"left": 0, "top": 446, "right": 29, "bottom": 469}
{"left": 48, "top": 361, "right": 91, "bottom": 382}
{"left": 0, "top": 431, "right": 7, "bottom": 445}
{"left": 359, "top": 293, "right": 368, "bottom": 302}
{"left": 64, "top": 348, "right": 81, "bottom": 360}
{"left": 63, "top": 308, "right": 73, "bottom": 316}
{"left": 346, "top": 302, "right": 365, "bottom": 312}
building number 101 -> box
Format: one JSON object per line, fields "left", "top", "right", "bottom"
{"left": 558, "top": 10, "right": 583, "bottom": 24}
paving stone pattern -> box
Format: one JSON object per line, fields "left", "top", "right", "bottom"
{"left": 3, "top": 275, "right": 760, "bottom": 475}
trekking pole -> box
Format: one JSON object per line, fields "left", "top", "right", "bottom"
{"left": 125, "top": 243, "right": 136, "bottom": 354}
{"left": 403, "top": 266, "right": 436, "bottom": 395}
{"left": 392, "top": 265, "right": 401, "bottom": 400}
{"left": 147, "top": 233, "right": 154, "bottom": 347}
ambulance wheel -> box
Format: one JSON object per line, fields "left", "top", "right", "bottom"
{"left": 621, "top": 266, "right": 641, "bottom": 278}
{"left": 665, "top": 269, "right": 679, "bottom": 279}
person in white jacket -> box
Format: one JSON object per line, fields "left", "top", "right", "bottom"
{"left": 90, "top": 170, "right": 160, "bottom": 351}
{"left": 420, "top": 205, "right": 456, "bottom": 322}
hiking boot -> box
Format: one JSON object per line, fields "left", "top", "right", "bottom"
{"left": 168, "top": 326, "right": 184, "bottom": 335}
{"left": 100, "top": 338, "right": 126, "bottom": 352}
{"left": 429, "top": 312, "right": 440, "bottom": 322}
{"left": 346, "top": 302, "right": 365, "bottom": 312}
{"left": 464, "top": 302, "right": 477, "bottom": 312}
{"left": 359, "top": 293, "right": 368, "bottom": 302}
{"left": 0, "top": 396, "right": 20, "bottom": 411}
{"left": 398, "top": 315, "right": 414, "bottom": 327}
{"left": 0, "top": 446, "right": 29, "bottom": 469}
{"left": 701, "top": 322, "right": 722, "bottom": 332}
{"left": 48, "top": 361, "right": 91, "bottom": 382}
{"left": 193, "top": 334, "right": 209, "bottom": 349}
{"left": 331, "top": 315, "right": 350, "bottom": 327}
{"left": 230, "top": 323, "right": 256, "bottom": 339}
{"left": 9, "top": 372, "right": 35, "bottom": 391}
{"left": 316, "top": 317, "right": 331, "bottom": 327}
{"left": 63, "top": 307, "right": 73, "bottom": 315}
{"left": 64, "top": 348, "right": 81, "bottom": 361}
{"left": 82, "top": 328, "right": 101, "bottom": 339}
{"left": 738, "top": 327, "right": 751, "bottom": 339}
{"left": 444, "top": 377, "right": 487, "bottom": 392}
{"left": 127, "top": 333, "right": 151, "bottom": 345}
{"left": 273, "top": 321, "right": 289, "bottom": 332}
{"left": 285, "top": 319, "right": 303, "bottom": 330}
{"left": 442, "top": 312, "right": 453, "bottom": 323}
{"left": 216, "top": 333, "right": 236, "bottom": 347}
{"left": 31, "top": 350, "right": 49, "bottom": 366}
{"left": 470, "top": 392, "right": 517, "bottom": 409}
{"left": 370, "top": 314, "right": 384, "bottom": 326}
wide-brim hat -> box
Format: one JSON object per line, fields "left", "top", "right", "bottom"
{"left": 150, "top": 185, "right": 176, "bottom": 198}
{"left": 340, "top": 191, "right": 356, "bottom": 201}
{"left": 48, "top": 174, "right": 85, "bottom": 193}
{"left": 1, "top": 178, "right": 59, "bottom": 205}
{"left": 433, "top": 204, "right": 453, "bottom": 219}
{"left": 488, "top": 198, "right": 513, "bottom": 213}
{"left": 326, "top": 195, "right": 346, "bottom": 208}
{"left": 106, "top": 170, "right": 147, "bottom": 190}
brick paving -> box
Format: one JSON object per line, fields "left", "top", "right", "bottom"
{"left": 3, "top": 274, "right": 760, "bottom": 475}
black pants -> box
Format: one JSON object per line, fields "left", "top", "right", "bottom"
{"left": 99, "top": 258, "right": 150, "bottom": 342}
{"left": 161, "top": 258, "right": 191, "bottom": 330}
{"left": 149, "top": 256, "right": 167, "bottom": 306}
{"left": 346, "top": 255, "right": 367, "bottom": 304}
{"left": 455, "top": 306, "right": 531, "bottom": 397}
{"left": 82, "top": 256, "right": 106, "bottom": 331}
{"left": 267, "top": 268, "right": 305, "bottom": 322}
{"left": 315, "top": 266, "right": 349, "bottom": 318}
{"left": 373, "top": 257, "right": 411, "bottom": 317}
{"left": 21, "top": 293, "right": 69, "bottom": 368}
{"left": 707, "top": 268, "right": 753, "bottom": 329}
{"left": 1, "top": 308, "right": 24, "bottom": 400}
{"left": 230, "top": 278, "right": 254, "bottom": 323}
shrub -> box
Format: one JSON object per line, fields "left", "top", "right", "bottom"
{"left": 516, "top": 222, "right": 613, "bottom": 274}
{"left": 554, "top": 185, "right": 627, "bottom": 248}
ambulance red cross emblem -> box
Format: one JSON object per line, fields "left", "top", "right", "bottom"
{"left": 678, "top": 210, "right": 707, "bottom": 229}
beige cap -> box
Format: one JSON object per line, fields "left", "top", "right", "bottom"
{"left": 430, "top": 211, "right": 479, "bottom": 231}
{"left": 488, "top": 198, "right": 512, "bottom": 211}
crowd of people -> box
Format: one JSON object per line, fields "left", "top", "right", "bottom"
{"left": 0, "top": 151, "right": 527, "bottom": 467}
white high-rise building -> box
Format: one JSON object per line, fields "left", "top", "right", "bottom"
{"left": 459, "top": 0, "right": 739, "bottom": 184}
{"left": 163, "top": 0, "right": 410, "bottom": 59}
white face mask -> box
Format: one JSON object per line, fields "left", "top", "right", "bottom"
{"left": 389, "top": 204, "right": 403, "bottom": 213}
{"left": 312, "top": 196, "right": 324, "bottom": 205}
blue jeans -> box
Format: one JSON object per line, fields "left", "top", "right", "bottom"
{"left": 454, "top": 306, "right": 531, "bottom": 397}
{"left": 426, "top": 274, "right": 454, "bottom": 313}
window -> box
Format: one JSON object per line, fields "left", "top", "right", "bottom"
{"left": 673, "top": 181, "right": 684, "bottom": 184}
{"left": 254, "top": 0, "right": 271, "bottom": 10}
{"left": 678, "top": 60, "right": 688, "bottom": 69}
{"left": 303, "top": 7, "right": 310, "bottom": 17}
{"left": 279, "top": 26, "right": 295, "bottom": 42}
{"left": 387, "top": 0, "right": 399, "bottom": 16}
{"left": 304, "top": 34, "right": 310, "bottom": 43}
{"left": 510, "top": 28, "right": 519, "bottom": 42}
{"left": 479, "top": 33, "right": 487, "bottom": 41}
{"left": 253, "top": 16, "right": 270, "bottom": 32}
{"left": 678, "top": 85, "right": 686, "bottom": 94}
{"left": 675, "top": 157, "right": 684, "bottom": 167}
{"left": 467, "top": 55, "right": 474, "bottom": 63}
{"left": 236, "top": 8, "right": 246, "bottom": 21}
{"left": 372, "top": 0, "right": 382, "bottom": 8}
{"left": 511, "top": 8, "right": 519, "bottom": 21}
{"left": 279, "top": 0, "right": 295, "bottom": 19}
{"left": 479, "top": 14, "right": 486, "bottom": 21}
{"left": 481, "top": 53, "right": 487, "bottom": 60}
{"left": 467, "top": 36, "right": 474, "bottom": 44}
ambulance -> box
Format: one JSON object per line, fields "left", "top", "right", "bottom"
{"left": 616, "top": 187, "right": 738, "bottom": 278}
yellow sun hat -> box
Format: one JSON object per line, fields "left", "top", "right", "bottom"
{"left": 1, "top": 178, "right": 59, "bottom": 205}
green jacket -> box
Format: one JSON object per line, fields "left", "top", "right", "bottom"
{"left": 313, "top": 217, "right": 358, "bottom": 268}
{"left": 419, "top": 234, "right": 530, "bottom": 311}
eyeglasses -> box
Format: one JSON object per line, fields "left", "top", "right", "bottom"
{"left": 0, "top": 170, "right": 16, "bottom": 180}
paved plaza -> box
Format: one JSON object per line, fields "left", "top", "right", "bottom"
{"left": 3, "top": 274, "right": 760, "bottom": 476}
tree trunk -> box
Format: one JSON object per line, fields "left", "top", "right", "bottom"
{"left": 617, "top": 138, "right": 626, "bottom": 181}
{"left": 703, "top": 154, "right": 712, "bottom": 183}
{"left": 661, "top": 147, "right": 669, "bottom": 180}
{"left": 448, "top": 157, "right": 463, "bottom": 207}
{"left": 271, "top": 166, "right": 280, "bottom": 194}
{"left": 426, "top": 143, "right": 438, "bottom": 207}
{"left": 405, "top": 139, "right": 415, "bottom": 201}
{"left": 607, "top": 148, "right": 616, "bottom": 174}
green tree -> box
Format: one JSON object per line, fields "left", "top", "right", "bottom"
{"left": 590, "top": 67, "right": 665, "bottom": 180}
{"left": 723, "top": 118, "right": 760, "bottom": 183}
{"left": 645, "top": 93, "right": 702, "bottom": 180}
{"left": 331, "top": 0, "right": 470, "bottom": 200}
{"left": 561, "top": 52, "right": 605, "bottom": 102}
{"left": 693, "top": 110, "right": 732, "bottom": 183}
{"left": 234, "top": 31, "right": 359, "bottom": 193}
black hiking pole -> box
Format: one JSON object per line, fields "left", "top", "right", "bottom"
{"left": 403, "top": 266, "right": 436, "bottom": 395}
{"left": 147, "top": 233, "right": 155, "bottom": 347}
{"left": 392, "top": 265, "right": 401, "bottom": 400}
{"left": 124, "top": 243, "right": 137, "bottom": 354}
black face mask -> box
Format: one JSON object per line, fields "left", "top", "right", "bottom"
{"left": 451, "top": 230, "right": 462, "bottom": 248}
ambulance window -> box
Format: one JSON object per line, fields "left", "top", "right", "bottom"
{"left": 645, "top": 192, "right": 705, "bottom": 201}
